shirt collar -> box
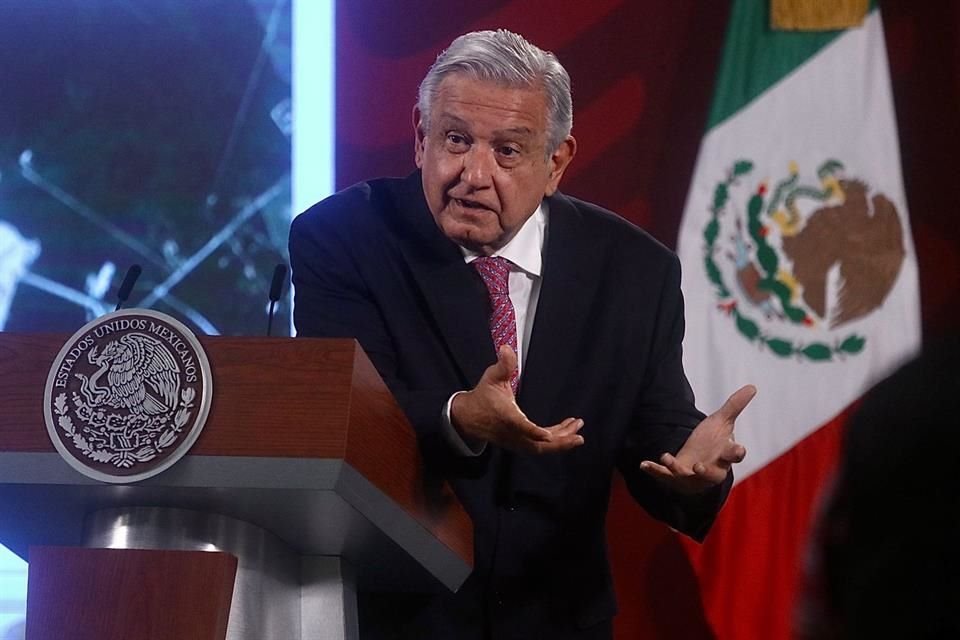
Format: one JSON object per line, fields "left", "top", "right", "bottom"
{"left": 461, "top": 201, "right": 548, "bottom": 277}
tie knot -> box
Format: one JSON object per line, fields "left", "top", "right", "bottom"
{"left": 472, "top": 256, "right": 511, "bottom": 296}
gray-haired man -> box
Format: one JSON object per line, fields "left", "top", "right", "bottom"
{"left": 291, "top": 29, "right": 753, "bottom": 639}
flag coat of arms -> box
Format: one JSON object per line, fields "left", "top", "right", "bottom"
{"left": 676, "top": 1, "right": 920, "bottom": 637}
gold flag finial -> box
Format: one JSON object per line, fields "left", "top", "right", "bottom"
{"left": 771, "top": 0, "right": 869, "bottom": 31}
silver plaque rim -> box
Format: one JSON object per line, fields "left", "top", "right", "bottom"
{"left": 42, "top": 308, "right": 214, "bottom": 484}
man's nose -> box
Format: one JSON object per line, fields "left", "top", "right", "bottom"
{"left": 460, "top": 146, "right": 495, "bottom": 188}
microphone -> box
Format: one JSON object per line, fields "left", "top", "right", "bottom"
{"left": 266, "top": 263, "right": 288, "bottom": 336}
{"left": 115, "top": 264, "right": 142, "bottom": 311}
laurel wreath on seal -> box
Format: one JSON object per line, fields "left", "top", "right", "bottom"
{"left": 702, "top": 160, "right": 867, "bottom": 362}
{"left": 53, "top": 388, "right": 196, "bottom": 468}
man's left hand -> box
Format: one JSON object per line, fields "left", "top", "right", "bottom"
{"left": 639, "top": 385, "right": 756, "bottom": 495}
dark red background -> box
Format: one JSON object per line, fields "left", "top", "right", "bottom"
{"left": 335, "top": 1, "right": 960, "bottom": 636}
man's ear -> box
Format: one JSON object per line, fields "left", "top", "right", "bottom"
{"left": 544, "top": 136, "right": 577, "bottom": 197}
{"left": 413, "top": 105, "right": 426, "bottom": 168}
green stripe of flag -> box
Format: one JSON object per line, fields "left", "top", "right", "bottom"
{"left": 707, "top": 0, "right": 878, "bottom": 130}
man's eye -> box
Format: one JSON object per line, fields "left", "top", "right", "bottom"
{"left": 446, "top": 134, "right": 468, "bottom": 146}
{"left": 498, "top": 146, "right": 520, "bottom": 157}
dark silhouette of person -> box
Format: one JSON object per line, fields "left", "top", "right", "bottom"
{"left": 798, "top": 334, "right": 960, "bottom": 639}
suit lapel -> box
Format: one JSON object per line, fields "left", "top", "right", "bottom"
{"left": 388, "top": 180, "right": 604, "bottom": 505}
{"left": 519, "top": 192, "right": 605, "bottom": 423}
{"left": 389, "top": 172, "right": 494, "bottom": 388}
{"left": 386, "top": 176, "right": 605, "bottom": 409}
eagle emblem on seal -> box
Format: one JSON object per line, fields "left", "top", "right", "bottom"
{"left": 44, "top": 309, "right": 212, "bottom": 482}
{"left": 78, "top": 333, "right": 181, "bottom": 418}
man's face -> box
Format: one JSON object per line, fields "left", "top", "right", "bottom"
{"left": 414, "top": 74, "right": 576, "bottom": 255}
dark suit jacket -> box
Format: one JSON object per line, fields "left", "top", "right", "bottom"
{"left": 289, "top": 171, "right": 731, "bottom": 639}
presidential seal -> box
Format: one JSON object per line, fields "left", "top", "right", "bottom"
{"left": 43, "top": 309, "right": 213, "bottom": 483}
{"left": 702, "top": 159, "right": 906, "bottom": 361}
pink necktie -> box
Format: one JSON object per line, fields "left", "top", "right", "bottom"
{"left": 472, "top": 256, "right": 519, "bottom": 393}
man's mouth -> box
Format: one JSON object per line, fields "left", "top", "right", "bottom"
{"left": 452, "top": 197, "right": 491, "bottom": 211}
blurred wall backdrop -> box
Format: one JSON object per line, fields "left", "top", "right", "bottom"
{"left": 1, "top": 1, "right": 958, "bottom": 639}
{"left": 0, "top": 0, "right": 293, "bottom": 337}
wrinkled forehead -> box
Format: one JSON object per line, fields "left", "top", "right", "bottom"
{"left": 428, "top": 74, "right": 549, "bottom": 129}
{"left": 430, "top": 73, "right": 548, "bottom": 118}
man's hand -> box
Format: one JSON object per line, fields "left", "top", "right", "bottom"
{"left": 639, "top": 385, "right": 756, "bottom": 495}
{"left": 451, "top": 345, "right": 585, "bottom": 454}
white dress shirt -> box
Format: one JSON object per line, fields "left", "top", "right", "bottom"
{"left": 442, "top": 202, "right": 548, "bottom": 455}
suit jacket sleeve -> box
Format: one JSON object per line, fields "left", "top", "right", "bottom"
{"left": 617, "top": 252, "right": 732, "bottom": 542}
{"left": 289, "top": 192, "right": 491, "bottom": 476}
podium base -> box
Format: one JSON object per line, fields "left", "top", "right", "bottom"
{"left": 26, "top": 546, "right": 237, "bottom": 640}
{"left": 83, "top": 506, "right": 358, "bottom": 640}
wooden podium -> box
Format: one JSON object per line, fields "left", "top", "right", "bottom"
{"left": 0, "top": 334, "right": 473, "bottom": 640}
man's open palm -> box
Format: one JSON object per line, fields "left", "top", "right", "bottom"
{"left": 640, "top": 385, "right": 756, "bottom": 494}
{"left": 451, "top": 345, "right": 585, "bottom": 454}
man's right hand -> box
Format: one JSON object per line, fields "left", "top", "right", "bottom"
{"left": 450, "top": 345, "right": 585, "bottom": 454}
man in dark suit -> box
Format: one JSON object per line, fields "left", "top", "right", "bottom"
{"left": 290, "top": 29, "right": 754, "bottom": 640}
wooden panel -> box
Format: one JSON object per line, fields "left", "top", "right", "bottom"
{"left": 345, "top": 347, "right": 474, "bottom": 565}
{"left": 0, "top": 334, "right": 359, "bottom": 457}
{"left": 191, "top": 337, "right": 355, "bottom": 457}
{"left": 0, "top": 333, "right": 61, "bottom": 451}
{"left": 26, "top": 546, "right": 236, "bottom": 640}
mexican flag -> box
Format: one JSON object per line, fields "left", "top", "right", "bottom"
{"left": 676, "top": 1, "right": 920, "bottom": 638}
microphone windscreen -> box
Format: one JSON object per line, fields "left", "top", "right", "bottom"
{"left": 117, "top": 264, "right": 142, "bottom": 303}
{"left": 269, "top": 264, "right": 288, "bottom": 302}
